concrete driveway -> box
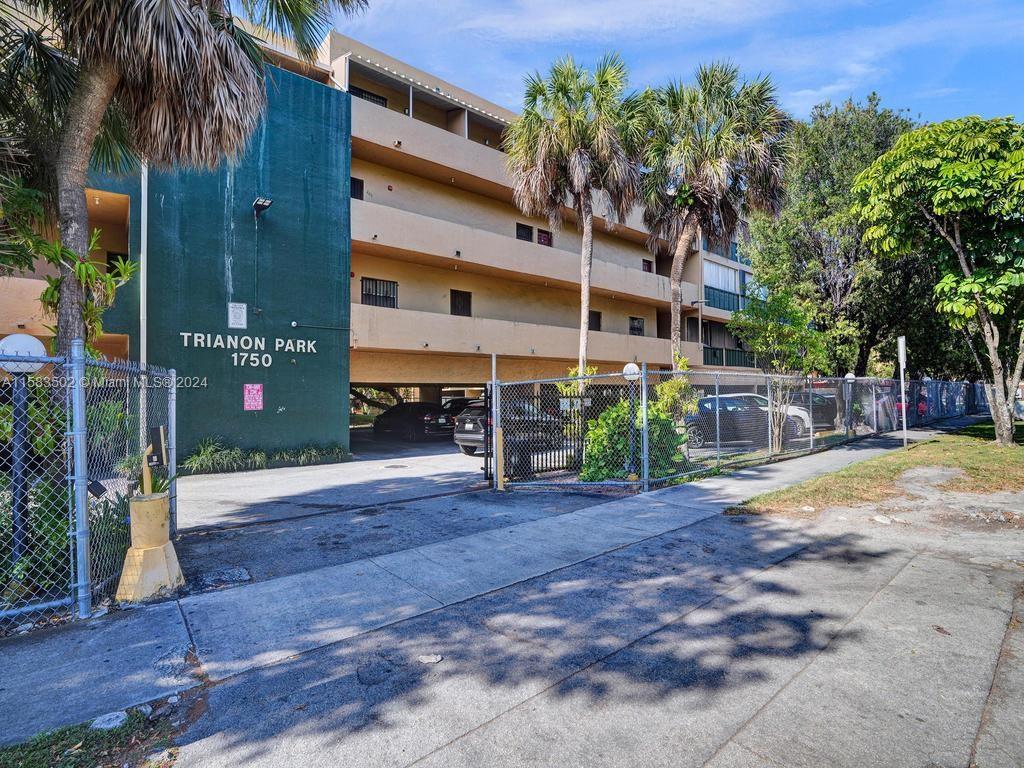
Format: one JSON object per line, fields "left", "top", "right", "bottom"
{"left": 175, "top": 432, "right": 484, "bottom": 531}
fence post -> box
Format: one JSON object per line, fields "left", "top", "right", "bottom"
{"left": 70, "top": 339, "right": 91, "bottom": 619}
{"left": 766, "top": 375, "right": 774, "bottom": 456}
{"left": 808, "top": 375, "right": 815, "bottom": 450}
{"left": 640, "top": 363, "right": 649, "bottom": 492}
{"left": 714, "top": 372, "right": 721, "bottom": 469}
{"left": 493, "top": 379, "right": 505, "bottom": 491}
{"left": 168, "top": 368, "right": 177, "bottom": 539}
{"left": 871, "top": 380, "right": 878, "bottom": 434}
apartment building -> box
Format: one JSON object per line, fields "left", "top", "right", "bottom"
{"left": 305, "top": 32, "right": 757, "bottom": 390}
{"left": 0, "top": 27, "right": 758, "bottom": 450}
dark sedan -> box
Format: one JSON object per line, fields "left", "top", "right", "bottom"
{"left": 684, "top": 396, "right": 800, "bottom": 450}
{"left": 372, "top": 402, "right": 455, "bottom": 442}
{"left": 790, "top": 391, "right": 839, "bottom": 428}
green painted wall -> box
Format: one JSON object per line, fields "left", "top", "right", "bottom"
{"left": 102, "top": 67, "right": 351, "bottom": 455}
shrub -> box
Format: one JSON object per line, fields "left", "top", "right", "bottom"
{"left": 184, "top": 438, "right": 350, "bottom": 474}
{"left": 579, "top": 399, "right": 683, "bottom": 482}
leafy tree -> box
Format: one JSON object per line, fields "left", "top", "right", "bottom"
{"left": 742, "top": 95, "right": 927, "bottom": 376}
{"left": 505, "top": 54, "right": 641, "bottom": 383}
{"left": 0, "top": 0, "right": 366, "bottom": 355}
{"left": 640, "top": 63, "right": 789, "bottom": 366}
{"left": 728, "top": 288, "right": 828, "bottom": 451}
{"left": 853, "top": 117, "right": 1024, "bottom": 446}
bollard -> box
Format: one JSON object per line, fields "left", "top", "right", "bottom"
{"left": 114, "top": 430, "right": 183, "bottom": 602}
{"left": 114, "top": 491, "right": 184, "bottom": 602}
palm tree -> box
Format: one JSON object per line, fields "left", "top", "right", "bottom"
{"left": 640, "top": 63, "right": 790, "bottom": 366}
{"left": 504, "top": 53, "right": 642, "bottom": 381}
{"left": 0, "top": 0, "right": 365, "bottom": 355}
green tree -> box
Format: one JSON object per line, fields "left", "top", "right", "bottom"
{"left": 728, "top": 288, "right": 828, "bottom": 451}
{"left": 505, "top": 54, "right": 641, "bottom": 382}
{"left": 743, "top": 95, "right": 911, "bottom": 374}
{"left": 640, "top": 63, "right": 789, "bottom": 366}
{"left": 853, "top": 116, "right": 1024, "bottom": 446}
{"left": 0, "top": 0, "right": 366, "bottom": 355}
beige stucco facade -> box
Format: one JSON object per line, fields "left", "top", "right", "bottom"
{"left": 321, "top": 31, "right": 756, "bottom": 386}
{"left": 1, "top": 28, "right": 758, "bottom": 385}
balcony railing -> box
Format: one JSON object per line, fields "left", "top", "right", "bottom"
{"left": 703, "top": 346, "right": 724, "bottom": 366}
{"left": 704, "top": 285, "right": 766, "bottom": 313}
{"left": 725, "top": 348, "right": 757, "bottom": 368}
{"left": 703, "top": 346, "right": 757, "bottom": 368}
{"left": 704, "top": 285, "right": 741, "bottom": 312}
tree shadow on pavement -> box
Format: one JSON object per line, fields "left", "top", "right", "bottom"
{"left": 175, "top": 511, "right": 900, "bottom": 767}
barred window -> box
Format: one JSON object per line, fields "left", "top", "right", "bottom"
{"left": 361, "top": 277, "right": 398, "bottom": 308}
{"left": 629, "top": 316, "right": 645, "bottom": 336}
{"left": 588, "top": 310, "right": 602, "bottom": 332}
{"left": 450, "top": 289, "right": 472, "bottom": 317}
{"left": 516, "top": 223, "right": 534, "bottom": 242}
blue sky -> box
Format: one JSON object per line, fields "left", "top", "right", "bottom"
{"left": 337, "top": 0, "right": 1023, "bottom": 122}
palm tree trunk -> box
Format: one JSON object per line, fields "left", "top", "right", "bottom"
{"left": 577, "top": 194, "right": 594, "bottom": 391}
{"left": 54, "top": 60, "right": 121, "bottom": 355}
{"left": 669, "top": 219, "right": 697, "bottom": 367}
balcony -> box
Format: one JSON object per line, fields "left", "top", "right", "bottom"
{"left": 351, "top": 199, "right": 694, "bottom": 306}
{"left": 703, "top": 285, "right": 766, "bottom": 314}
{"left": 351, "top": 95, "right": 509, "bottom": 190}
{"left": 702, "top": 346, "right": 758, "bottom": 369}
{"left": 704, "top": 285, "right": 741, "bottom": 312}
{"left": 350, "top": 303, "right": 705, "bottom": 367}
{"left": 702, "top": 237, "right": 752, "bottom": 266}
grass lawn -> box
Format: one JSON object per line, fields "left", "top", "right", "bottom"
{"left": 0, "top": 710, "right": 175, "bottom": 768}
{"left": 726, "top": 421, "right": 1024, "bottom": 518}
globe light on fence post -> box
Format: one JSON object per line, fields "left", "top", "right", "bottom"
{"left": 0, "top": 333, "right": 46, "bottom": 374}
{"left": 622, "top": 363, "right": 641, "bottom": 479}
{"left": 0, "top": 334, "right": 47, "bottom": 567}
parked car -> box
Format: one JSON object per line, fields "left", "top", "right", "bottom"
{"left": 731, "top": 393, "right": 811, "bottom": 436}
{"left": 683, "top": 396, "right": 801, "bottom": 450}
{"left": 441, "top": 397, "right": 477, "bottom": 417}
{"left": 791, "top": 391, "right": 839, "bottom": 427}
{"left": 372, "top": 402, "right": 455, "bottom": 442}
{"left": 453, "top": 399, "right": 487, "bottom": 455}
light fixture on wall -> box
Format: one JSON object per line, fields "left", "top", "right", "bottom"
{"left": 252, "top": 197, "right": 273, "bottom": 218}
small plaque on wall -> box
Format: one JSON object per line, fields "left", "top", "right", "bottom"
{"left": 243, "top": 383, "right": 264, "bottom": 411}
{"left": 228, "top": 302, "right": 248, "bottom": 329}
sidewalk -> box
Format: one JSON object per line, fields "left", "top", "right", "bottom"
{"left": 0, "top": 417, "right": 984, "bottom": 745}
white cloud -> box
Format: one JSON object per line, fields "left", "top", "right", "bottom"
{"left": 454, "top": 0, "right": 795, "bottom": 42}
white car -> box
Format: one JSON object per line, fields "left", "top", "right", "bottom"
{"left": 730, "top": 393, "right": 812, "bottom": 436}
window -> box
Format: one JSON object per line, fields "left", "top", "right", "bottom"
{"left": 588, "top": 310, "right": 602, "bottom": 332}
{"left": 537, "top": 228, "right": 553, "bottom": 247}
{"left": 361, "top": 277, "right": 398, "bottom": 308}
{"left": 703, "top": 260, "right": 739, "bottom": 293}
{"left": 450, "top": 289, "right": 472, "bottom": 317}
{"left": 629, "top": 316, "right": 645, "bottom": 336}
{"left": 516, "top": 223, "right": 534, "bottom": 242}
{"left": 351, "top": 177, "right": 364, "bottom": 200}
{"left": 350, "top": 85, "right": 387, "bottom": 108}
{"left": 642, "top": 259, "right": 653, "bottom": 273}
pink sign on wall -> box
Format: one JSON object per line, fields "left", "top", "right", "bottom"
{"left": 243, "top": 383, "right": 264, "bottom": 411}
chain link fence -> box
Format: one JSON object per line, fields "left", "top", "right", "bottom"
{"left": 0, "top": 341, "right": 176, "bottom": 634}
{"left": 495, "top": 368, "right": 988, "bottom": 491}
